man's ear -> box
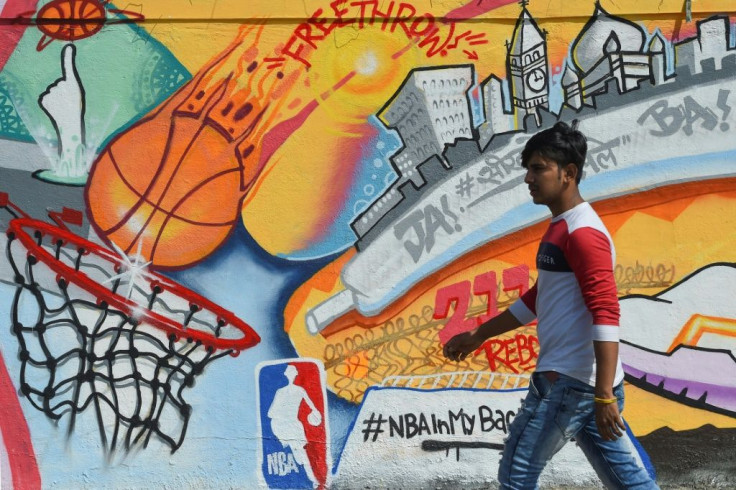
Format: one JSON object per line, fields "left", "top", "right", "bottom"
{"left": 564, "top": 163, "right": 578, "bottom": 183}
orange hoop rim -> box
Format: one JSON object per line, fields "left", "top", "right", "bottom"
{"left": 7, "top": 218, "right": 260, "bottom": 353}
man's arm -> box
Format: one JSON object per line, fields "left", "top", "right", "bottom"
{"left": 567, "top": 227, "right": 624, "bottom": 439}
{"left": 594, "top": 341, "right": 626, "bottom": 440}
{"left": 443, "top": 283, "right": 536, "bottom": 361}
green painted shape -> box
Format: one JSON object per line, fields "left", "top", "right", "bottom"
{"left": 33, "top": 169, "right": 87, "bottom": 186}
{"left": 0, "top": 11, "right": 191, "bottom": 153}
{"left": 0, "top": 77, "right": 33, "bottom": 142}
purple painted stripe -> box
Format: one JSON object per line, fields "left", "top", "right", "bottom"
{"left": 621, "top": 343, "right": 736, "bottom": 414}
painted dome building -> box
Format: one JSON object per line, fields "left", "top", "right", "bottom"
{"left": 564, "top": 4, "right": 653, "bottom": 107}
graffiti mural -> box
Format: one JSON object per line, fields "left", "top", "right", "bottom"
{"left": 1, "top": 0, "right": 735, "bottom": 488}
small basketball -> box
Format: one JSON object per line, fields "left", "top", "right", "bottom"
{"left": 36, "top": 0, "right": 106, "bottom": 42}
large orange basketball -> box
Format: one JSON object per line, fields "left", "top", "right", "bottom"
{"left": 86, "top": 128, "right": 243, "bottom": 268}
{"left": 86, "top": 25, "right": 305, "bottom": 268}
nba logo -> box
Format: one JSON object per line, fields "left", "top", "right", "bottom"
{"left": 256, "top": 359, "right": 330, "bottom": 489}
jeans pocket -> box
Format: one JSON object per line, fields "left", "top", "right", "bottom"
{"left": 529, "top": 373, "right": 541, "bottom": 398}
{"left": 530, "top": 372, "right": 552, "bottom": 399}
{"left": 554, "top": 386, "right": 595, "bottom": 439}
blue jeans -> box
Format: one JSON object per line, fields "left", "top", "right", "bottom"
{"left": 498, "top": 372, "right": 659, "bottom": 489}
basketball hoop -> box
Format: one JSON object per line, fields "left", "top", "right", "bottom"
{"left": 4, "top": 217, "right": 260, "bottom": 454}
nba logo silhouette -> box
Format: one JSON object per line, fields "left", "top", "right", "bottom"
{"left": 257, "top": 359, "right": 330, "bottom": 489}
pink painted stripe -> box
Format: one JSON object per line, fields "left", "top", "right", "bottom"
{"left": 257, "top": 99, "right": 319, "bottom": 172}
{"left": 0, "top": 352, "right": 41, "bottom": 490}
{"left": 444, "top": 0, "right": 519, "bottom": 21}
{"left": 257, "top": 70, "right": 356, "bottom": 170}
{"left": 0, "top": 0, "right": 37, "bottom": 71}
{"left": 331, "top": 70, "right": 356, "bottom": 92}
{"left": 392, "top": 38, "right": 420, "bottom": 60}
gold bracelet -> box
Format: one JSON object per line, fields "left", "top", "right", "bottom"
{"left": 594, "top": 396, "right": 618, "bottom": 404}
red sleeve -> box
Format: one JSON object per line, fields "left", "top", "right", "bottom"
{"left": 520, "top": 282, "right": 537, "bottom": 315}
{"left": 566, "top": 227, "right": 620, "bottom": 329}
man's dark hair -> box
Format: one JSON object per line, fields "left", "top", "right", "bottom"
{"left": 521, "top": 120, "right": 587, "bottom": 184}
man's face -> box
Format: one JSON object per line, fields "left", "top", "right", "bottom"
{"left": 523, "top": 152, "right": 565, "bottom": 207}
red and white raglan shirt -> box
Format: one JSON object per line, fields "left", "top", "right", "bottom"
{"left": 508, "top": 202, "right": 624, "bottom": 386}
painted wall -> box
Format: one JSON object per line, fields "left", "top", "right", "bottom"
{"left": 1, "top": 0, "right": 735, "bottom": 488}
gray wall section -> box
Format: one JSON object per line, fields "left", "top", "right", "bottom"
{"left": 0, "top": 166, "right": 88, "bottom": 237}
{"left": 0, "top": 164, "right": 90, "bottom": 293}
{"left": 0, "top": 138, "right": 53, "bottom": 172}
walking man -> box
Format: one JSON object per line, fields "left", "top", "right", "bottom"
{"left": 443, "top": 121, "right": 658, "bottom": 489}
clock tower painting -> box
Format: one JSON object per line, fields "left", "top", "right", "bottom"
{"left": 507, "top": 1, "right": 549, "bottom": 127}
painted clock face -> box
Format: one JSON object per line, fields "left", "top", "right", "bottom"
{"left": 525, "top": 68, "right": 547, "bottom": 92}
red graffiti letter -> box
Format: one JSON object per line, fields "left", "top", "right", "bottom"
{"left": 434, "top": 280, "right": 476, "bottom": 344}
{"left": 391, "top": 3, "right": 416, "bottom": 37}
{"left": 472, "top": 271, "right": 499, "bottom": 326}
{"left": 503, "top": 264, "right": 530, "bottom": 297}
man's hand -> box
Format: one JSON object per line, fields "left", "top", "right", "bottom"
{"left": 443, "top": 328, "right": 485, "bottom": 362}
{"left": 442, "top": 309, "right": 524, "bottom": 362}
{"left": 595, "top": 401, "right": 626, "bottom": 441}
{"left": 593, "top": 340, "right": 624, "bottom": 440}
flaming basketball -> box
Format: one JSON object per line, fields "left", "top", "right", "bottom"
{"left": 86, "top": 25, "right": 307, "bottom": 268}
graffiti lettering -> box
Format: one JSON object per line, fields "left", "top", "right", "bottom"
{"left": 362, "top": 405, "right": 516, "bottom": 443}
{"left": 388, "top": 412, "right": 432, "bottom": 438}
{"left": 393, "top": 198, "right": 458, "bottom": 262}
{"left": 283, "top": 1, "right": 487, "bottom": 67}
{"left": 434, "top": 266, "right": 531, "bottom": 344}
{"left": 433, "top": 280, "right": 476, "bottom": 344}
{"left": 417, "top": 22, "right": 478, "bottom": 58}
{"left": 502, "top": 265, "right": 530, "bottom": 297}
{"left": 362, "top": 411, "right": 387, "bottom": 441}
{"left": 394, "top": 209, "right": 426, "bottom": 261}
{"left": 716, "top": 88, "right": 732, "bottom": 131}
{"left": 478, "top": 150, "right": 520, "bottom": 185}
{"left": 425, "top": 201, "right": 454, "bottom": 252}
{"left": 267, "top": 451, "right": 300, "bottom": 476}
{"left": 479, "top": 333, "right": 539, "bottom": 374}
{"left": 637, "top": 100, "right": 681, "bottom": 136}
{"left": 478, "top": 405, "right": 515, "bottom": 434}
{"left": 455, "top": 172, "right": 475, "bottom": 198}
{"left": 586, "top": 136, "right": 622, "bottom": 174}
{"left": 449, "top": 408, "right": 476, "bottom": 435}
{"left": 473, "top": 271, "right": 501, "bottom": 325}
{"left": 363, "top": 406, "right": 516, "bottom": 442}
{"left": 681, "top": 96, "right": 719, "bottom": 134}
{"left": 614, "top": 261, "right": 676, "bottom": 293}
{"left": 637, "top": 92, "right": 727, "bottom": 137}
